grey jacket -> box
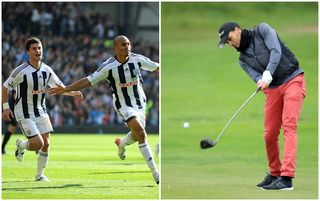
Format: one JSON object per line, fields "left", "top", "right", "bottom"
{"left": 239, "top": 23, "right": 303, "bottom": 87}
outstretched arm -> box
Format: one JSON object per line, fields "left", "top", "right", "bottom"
{"left": 63, "top": 91, "right": 84, "bottom": 99}
{"left": 48, "top": 77, "right": 91, "bottom": 96}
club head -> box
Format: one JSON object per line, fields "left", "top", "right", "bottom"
{"left": 200, "top": 138, "right": 216, "bottom": 149}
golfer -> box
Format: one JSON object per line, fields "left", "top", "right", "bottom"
{"left": 218, "top": 22, "right": 306, "bottom": 190}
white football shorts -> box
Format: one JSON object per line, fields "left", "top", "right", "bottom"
{"left": 116, "top": 106, "right": 146, "bottom": 128}
{"left": 18, "top": 115, "right": 53, "bottom": 138}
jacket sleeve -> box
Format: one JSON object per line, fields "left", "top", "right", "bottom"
{"left": 257, "top": 23, "right": 282, "bottom": 75}
{"left": 239, "top": 59, "right": 262, "bottom": 83}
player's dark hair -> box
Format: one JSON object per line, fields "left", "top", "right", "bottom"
{"left": 25, "top": 37, "right": 41, "bottom": 50}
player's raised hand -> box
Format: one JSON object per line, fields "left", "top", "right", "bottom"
{"left": 47, "top": 84, "right": 65, "bottom": 96}
{"left": 3, "top": 109, "right": 14, "bottom": 121}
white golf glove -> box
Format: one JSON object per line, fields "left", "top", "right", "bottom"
{"left": 261, "top": 70, "right": 273, "bottom": 85}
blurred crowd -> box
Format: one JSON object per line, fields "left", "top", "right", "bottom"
{"left": 2, "top": 2, "right": 159, "bottom": 127}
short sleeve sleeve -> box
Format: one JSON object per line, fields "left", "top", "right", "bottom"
{"left": 47, "top": 68, "right": 65, "bottom": 88}
{"left": 138, "top": 55, "right": 159, "bottom": 71}
{"left": 87, "top": 63, "right": 109, "bottom": 85}
{"left": 3, "top": 71, "right": 23, "bottom": 90}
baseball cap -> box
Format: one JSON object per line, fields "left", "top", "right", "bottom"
{"left": 218, "top": 22, "right": 239, "bottom": 48}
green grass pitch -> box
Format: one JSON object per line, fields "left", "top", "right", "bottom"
{"left": 161, "top": 2, "right": 317, "bottom": 199}
{"left": 2, "top": 134, "right": 159, "bottom": 199}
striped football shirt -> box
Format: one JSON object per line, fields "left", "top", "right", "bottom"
{"left": 87, "top": 53, "right": 159, "bottom": 110}
{"left": 3, "top": 62, "right": 64, "bottom": 121}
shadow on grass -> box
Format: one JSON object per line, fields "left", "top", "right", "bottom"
{"left": 2, "top": 180, "right": 34, "bottom": 184}
{"left": 88, "top": 170, "right": 150, "bottom": 175}
{"left": 104, "top": 162, "right": 134, "bottom": 166}
{"left": 2, "top": 183, "right": 155, "bottom": 192}
{"left": 2, "top": 184, "right": 83, "bottom": 191}
{"left": 81, "top": 185, "right": 155, "bottom": 188}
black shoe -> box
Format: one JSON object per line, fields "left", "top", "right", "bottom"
{"left": 256, "top": 173, "right": 278, "bottom": 187}
{"left": 262, "top": 177, "right": 293, "bottom": 190}
{"left": 2, "top": 149, "right": 6, "bottom": 154}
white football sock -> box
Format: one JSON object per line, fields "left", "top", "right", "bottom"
{"left": 18, "top": 140, "right": 30, "bottom": 151}
{"left": 36, "top": 151, "right": 49, "bottom": 177}
{"left": 120, "top": 132, "right": 136, "bottom": 147}
{"left": 139, "top": 142, "right": 157, "bottom": 173}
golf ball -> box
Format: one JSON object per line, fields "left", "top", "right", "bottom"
{"left": 183, "top": 122, "right": 189, "bottom": 128}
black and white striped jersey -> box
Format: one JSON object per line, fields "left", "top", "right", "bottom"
{"left": 87, "top": 53, "right": 159, "bottom": 110}
{"left": 3, "top": 62, "right": 64, "bottom": 121}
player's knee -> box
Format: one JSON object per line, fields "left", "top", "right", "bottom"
{"left": 33, "top": 136, "right": 44, "bottom": 150}
{"left": 134, "top": 125, "right": 145, "bottom": 136}
{"left": 33, "top": 141, "right": 44, "bottom": 150}
{"left": 133, "top": 127, "right": 146, "bottom": 142}
{"left": 42, "top": 140, "right": 50, "bottom": 150}
{"left": 136, "top": 126, "right": 145, "bottom": 135}
{"left": 128, "top": 118, "right": 146, "bottom": 142}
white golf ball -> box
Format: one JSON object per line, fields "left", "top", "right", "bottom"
{"left": 183, "top": 122, "right": 189, "bottom": 128}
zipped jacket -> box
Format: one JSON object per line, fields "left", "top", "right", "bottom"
{"left": 239, "top": 23, "right": 303, "bottom": 87}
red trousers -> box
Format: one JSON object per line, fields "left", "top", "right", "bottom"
{"left": 263, "top": 74, "right": 306, "bottom": 177}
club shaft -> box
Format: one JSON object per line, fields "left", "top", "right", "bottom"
{"left": 215, "top": 88, "right": 260, "bottom": 143}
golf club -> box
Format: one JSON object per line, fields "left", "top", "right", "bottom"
{"left": 200, "top": 87, "right": 261, "bottom": 149}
